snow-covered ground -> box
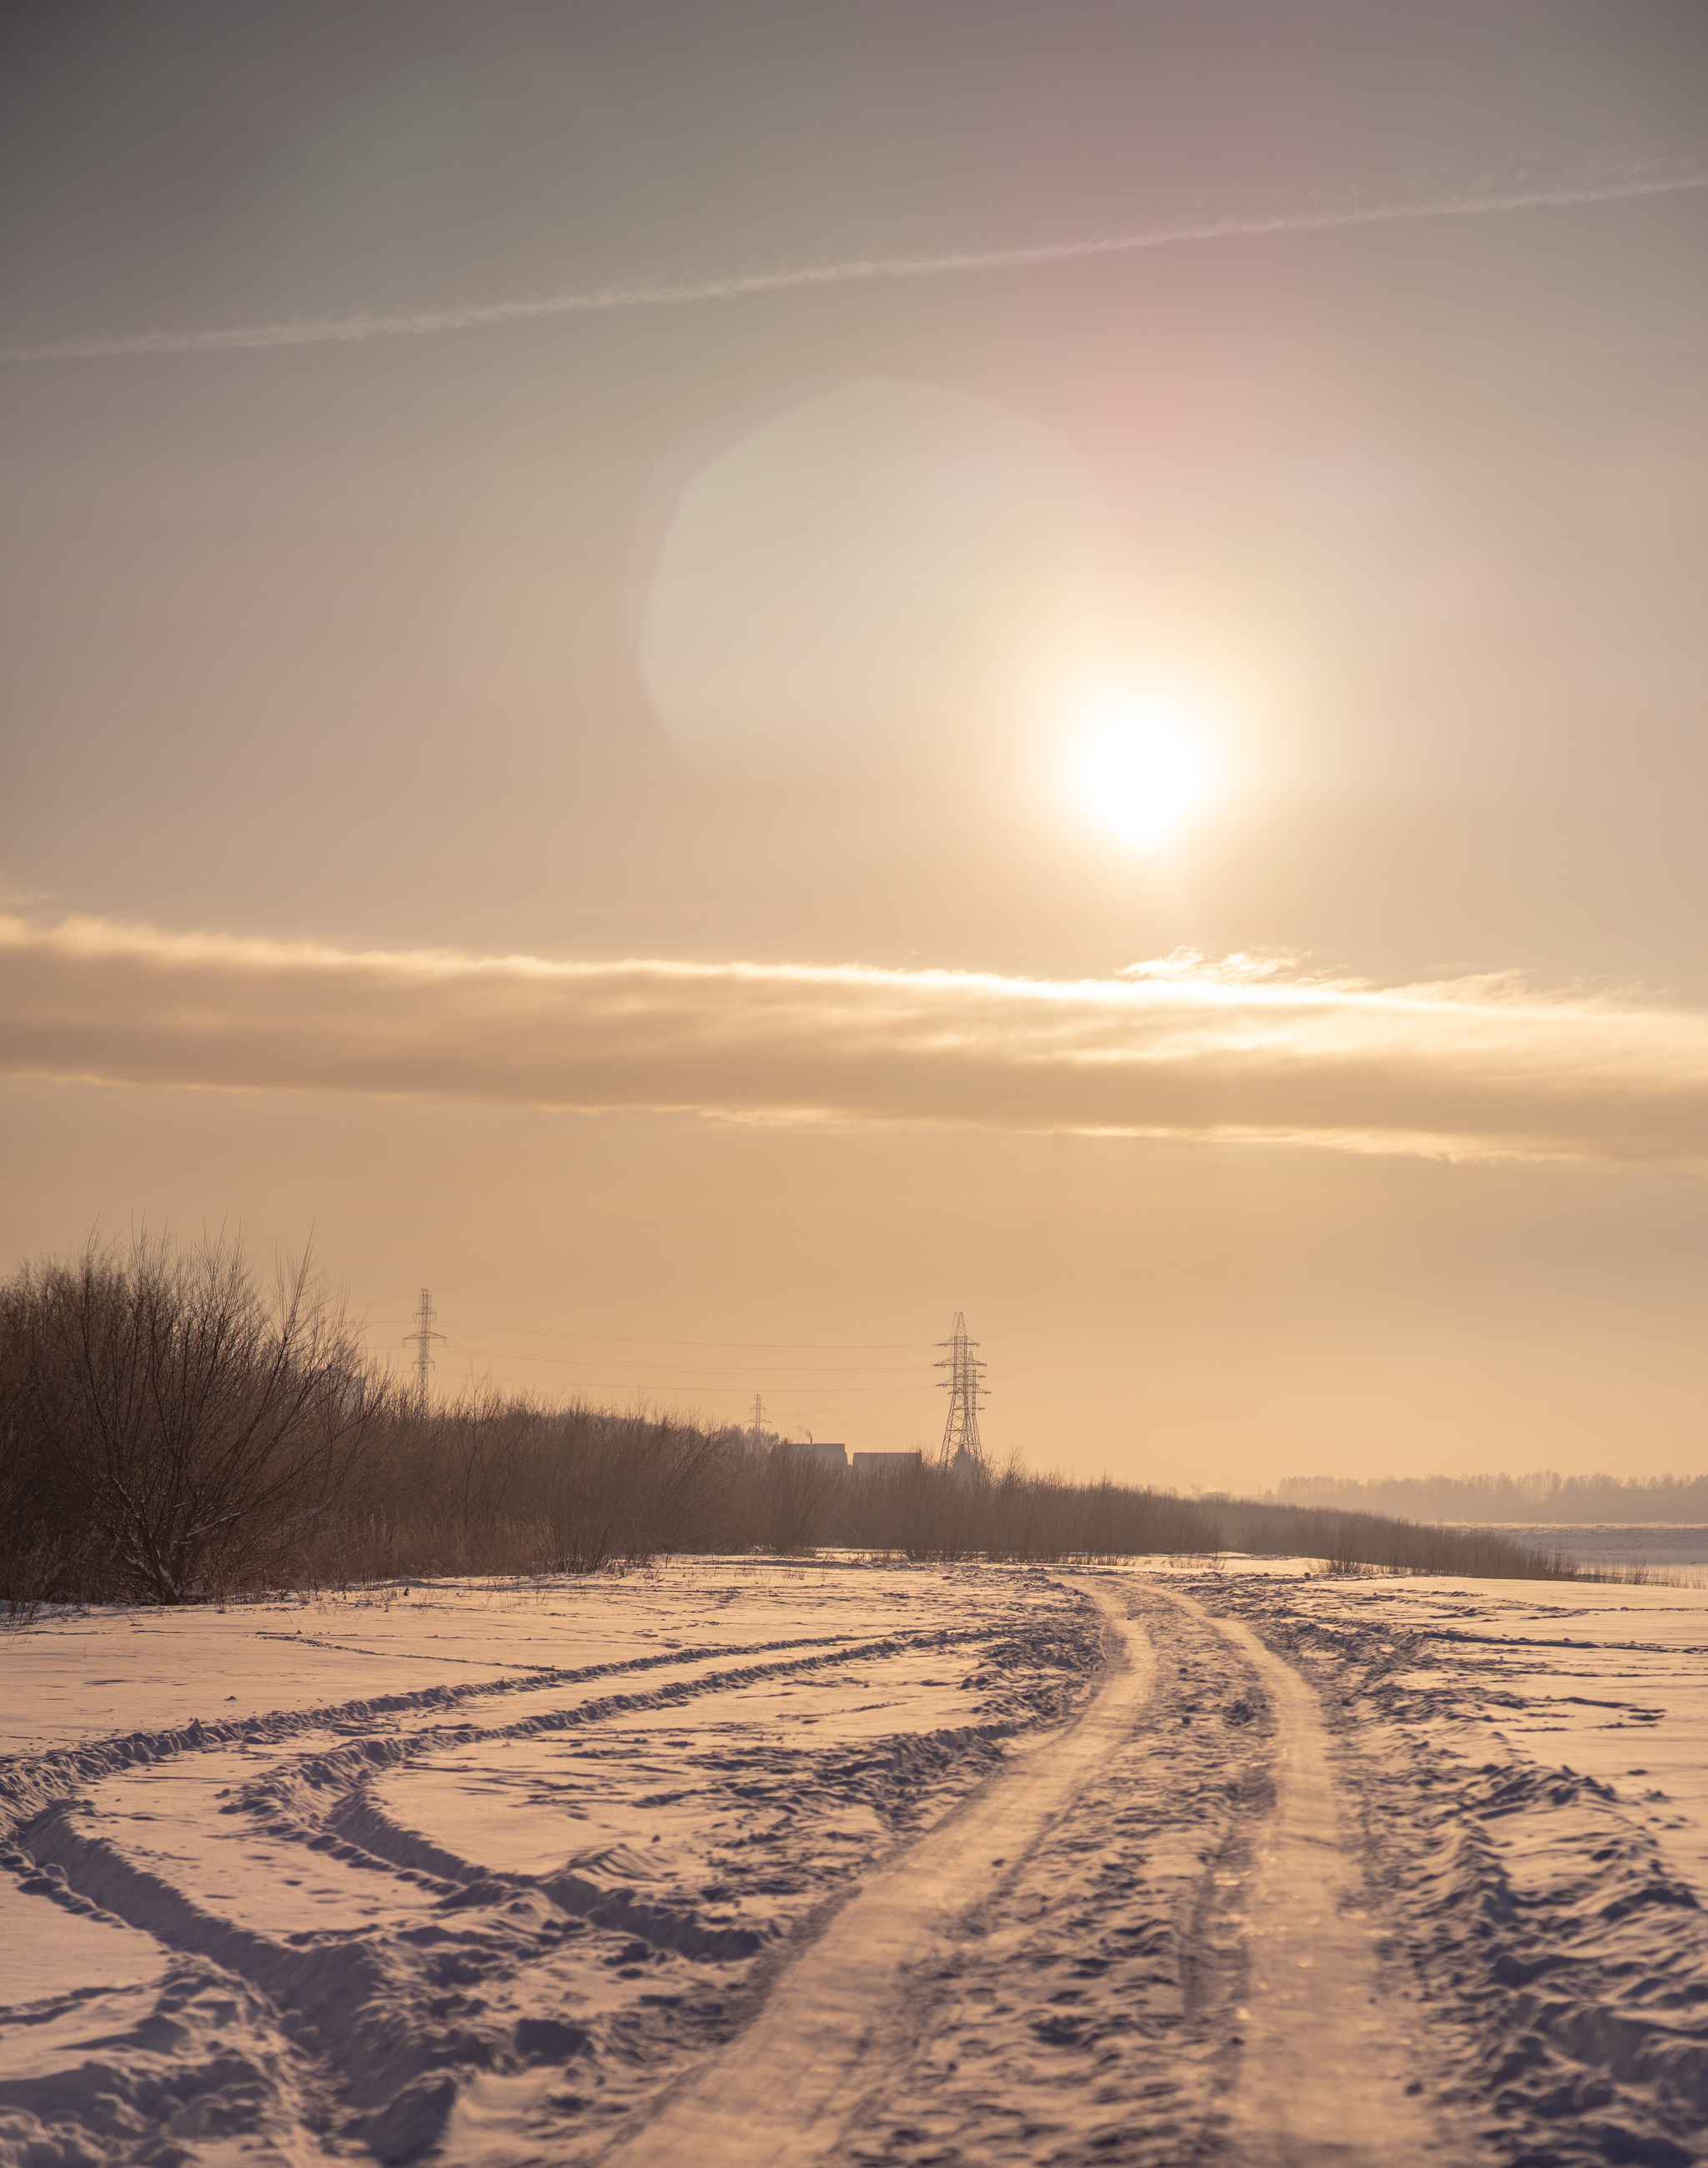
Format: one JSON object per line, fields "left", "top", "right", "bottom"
{"left": 2, "top": 1558, "right": 1705, "bottom": 2167}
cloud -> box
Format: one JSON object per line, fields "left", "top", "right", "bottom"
{"left": 4, "top": 914, "right": 1708, "bottom": 1162}
{"left": 6, "top": 167, "right": 1704, "bottom": 364}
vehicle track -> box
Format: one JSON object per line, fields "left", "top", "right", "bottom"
{"left": 596, "top": 1581, "right": 1158, "bottom": 2168}
{"left": 1217, "top": 1573, "right": 1708, "bottom": 2168}
{"left": 1173, "top": 1593, "right": 1453, "bottom": 2167}
{"left": 835, "top": 1577, "right": 1274, "bottom": 2168}
{"left": 3, "top": 1590, "right": 1099, "bottom": 2165}
{"left": 0, "top": 1629, "right": 882, "bottom": 1838}
{"left": 599, "top": 1577, "right": 1462, "bottom": 2168}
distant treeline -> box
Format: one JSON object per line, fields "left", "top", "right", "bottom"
{"left": 2, "top": 1235, "right": 1587, "bottom": 1608}
{"left": 1276, "top": 1472, "right": 1708, "bottom": 1525}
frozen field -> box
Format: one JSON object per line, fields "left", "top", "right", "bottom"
{"left": 1464, "top": 1525, "right": 1708, "bottom": 1573}
{"left": 2, "top": 1558, "right": 1705, "bottom": 2168}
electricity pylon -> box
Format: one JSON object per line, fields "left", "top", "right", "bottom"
{"left": 403, "top": 1288, "right": 445, "bottom": 1410}
{"left": 751, "top": 1393, "right": 767, "bottom": 1453}
{"left": 935, "top": 1312, "right": 989, "bottom": 1481}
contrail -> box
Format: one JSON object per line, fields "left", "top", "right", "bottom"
{"left": 5, "top": 167, "right": 1705, "bottom": 364}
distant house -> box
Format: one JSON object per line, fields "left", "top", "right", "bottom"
{"left": 851, "top": 1450, "right": 923, "bottom": 1475}
{"left": 797, "top": 1440, "right": 849, "bottom": 1468}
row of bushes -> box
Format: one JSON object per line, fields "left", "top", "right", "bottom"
{"left": 1, "top": 1236, "right": 1583, "bottom": 1607}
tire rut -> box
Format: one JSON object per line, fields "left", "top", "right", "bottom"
{"left": 831, "top": 1577, "right": 1272, "bottom": 2167}
{"left": 595, "top": 1579, "right": 1160, "bottom": 2168}
{"left": 1168, "top": 1593, "right": 1460, "bottom": 2167}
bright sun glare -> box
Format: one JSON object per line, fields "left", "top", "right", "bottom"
{"left": 1069, "top": 694, "right": 1213, "bottom": 850}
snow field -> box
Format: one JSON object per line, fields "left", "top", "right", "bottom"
{"left": 1, "top": 1563, "right": 1099, "bottom": 2165}
{"left": 1, "top": 1558, "right": 1705, "bottom": 2167}
{"left": 1219, "top": 1566, "right": 1708, "bottom": 2168}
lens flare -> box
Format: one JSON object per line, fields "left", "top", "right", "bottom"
{"left": 1070, "top": 695, "right": 1213, "bottom": 849}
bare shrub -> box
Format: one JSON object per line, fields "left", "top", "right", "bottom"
{"left": 0, "top": 1234, "right": 379, "bottom": 1604}
{"left": 826, "top": 1460, "right": 1223, "bottom": 1563}
{"left": 632, "top": 1417, "right": 741, "bottom": 1557}
{"left": 838, "top": 1459, "right": 977, "bottom": 1560}
{"left": 292, "top": 1394, "right": 756, "bottom": 1584}
{"left": 754, "top": 1443, "right": 843, "bottom": 1552}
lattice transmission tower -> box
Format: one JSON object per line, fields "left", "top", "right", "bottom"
{"left": 935, "top": 1311, "right": 989, "bottom": 1481}
{"left": 403, "top": 1288, "right": 445, "bottom": 1409}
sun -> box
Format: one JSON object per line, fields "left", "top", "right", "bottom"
{"left": 1068, "top": 691, "right": 1213, "bottom": 850}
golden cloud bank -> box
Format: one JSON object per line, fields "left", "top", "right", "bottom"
{"left": 3, "top": 914, "right": 1706, "bottom": 1161}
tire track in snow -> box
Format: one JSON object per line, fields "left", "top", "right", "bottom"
{"left": 0, "top": 1630, "right": 869, "bottom": 1839}
{"left": 1167, "top": 1592, "right": 1454, "bottom": 2166}
{"left": 8, "top": 1613, "right": 1077, "bottom": 2160}
{"left": 18, "top": 1627, "right": 1013, "bottom": 1949}
{"left": 597, "top": 1580, "right": 1157, "bottom": 2168}
{"left": 224, "top": 1623, "right": 1014, "bottom": 1831}
{"left": 840, "top": 1577, "right": 1273, "bottom": 2165}
{"left": 1221, "top": 1577, "right": 1708, "bottom": 2165}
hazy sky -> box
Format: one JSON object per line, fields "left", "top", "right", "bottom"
{"left": 4, "top": 3, "right": 1707, "bottom": 1485}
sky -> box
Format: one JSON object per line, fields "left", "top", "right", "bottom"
{"left": 3, "top": 1, "right": 1707, "bottom": 1488}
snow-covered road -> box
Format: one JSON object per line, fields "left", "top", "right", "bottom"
{"left": 1193, "top": 1598, "right": 1448, "bottom": 2168}
{"left": 600, "top": 1578, "right": 1158, "bottom": 2168}
{"left": 2, "top": 1559, "right": 1705, "bottom": 2168}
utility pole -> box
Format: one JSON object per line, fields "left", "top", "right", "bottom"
{"left": 403, "top": 1288, "right": 445, "bottom": 1411}
{"left": 935, "top": 1311, "right": 989, "bottom": 1481}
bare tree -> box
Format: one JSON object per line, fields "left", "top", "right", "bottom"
{"left": 1, "top": 1233, "right": 381, "bottom": 1603}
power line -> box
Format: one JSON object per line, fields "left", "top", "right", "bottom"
{"left": 365, "top": 1320, "right": 932, "bottom": 1350}
{"left": 428, "top": 1374, "right": 927, "bottom": 1398}
{"left": 394, "top": 1350, "right": 925, "bottom": 1375}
